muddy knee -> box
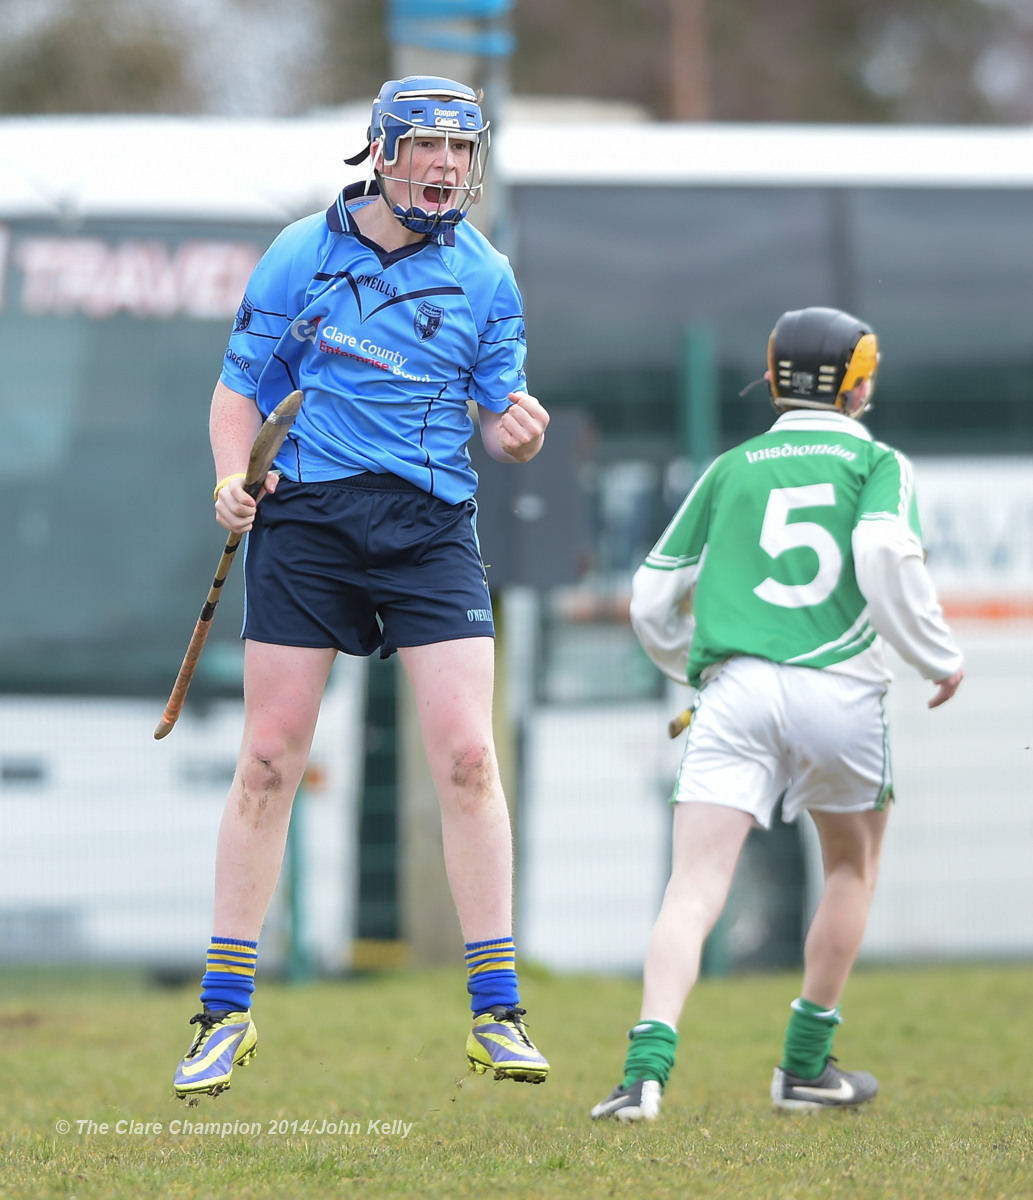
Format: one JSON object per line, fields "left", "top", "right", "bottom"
{"left": 448, "top": 743, "right": 499, "bottom": 805}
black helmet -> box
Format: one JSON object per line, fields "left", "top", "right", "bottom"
{"left": 767, "top": 307, "right": 879, "bottom": 419}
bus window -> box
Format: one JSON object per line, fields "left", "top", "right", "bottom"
{"left": 512, "top": 182, "right": 1033, "bottom": 460}
{"left": 0, "top": 218, "right": 278, "bottom": 697}
{"left": 847, "top": 188, "right": 1033, "bottom": 453}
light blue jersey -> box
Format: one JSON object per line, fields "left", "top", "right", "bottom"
{"left": 221, "top": 182, "right": 527, "bottom": 504}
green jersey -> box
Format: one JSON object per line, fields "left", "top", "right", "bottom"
{"left": 637, "top": 411, "right": 922, "bottom": 689}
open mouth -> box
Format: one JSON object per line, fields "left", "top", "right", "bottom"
{"left": 421, "top": 184, "right": 452, "bottom": 209}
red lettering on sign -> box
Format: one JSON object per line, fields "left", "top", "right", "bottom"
{"left": 13, "top": 237, "right": 261, "bottom": 319}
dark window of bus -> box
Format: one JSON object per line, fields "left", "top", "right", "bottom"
{"left": 0, "top": 218, "right": 278, "bottom": 697}
{"left": 513, "top": 182, "right": 1033, "bottom": 463}
{"left": 510, "top": 180, "right": 1033, "bottom": 703}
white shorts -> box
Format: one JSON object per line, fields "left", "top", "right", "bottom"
{"left": 673, "top": 656, "right": 893, "bottom": 828}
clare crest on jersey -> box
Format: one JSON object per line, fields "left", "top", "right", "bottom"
{"left": 414, "top": 301, "right": 444, "bottom": 341}
{"left": 233, "top": 297, "right": 254, "bottom": 332}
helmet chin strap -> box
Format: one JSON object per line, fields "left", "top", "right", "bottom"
{"left": 738, "top": 376, "right": 767, "bottom": 398}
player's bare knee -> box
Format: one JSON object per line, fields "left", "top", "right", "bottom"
{"left": 448, "top": 743, "right": 497, "bottom": 805}
{"left": 239, "top": 749, "right": 285, "bottom": 798}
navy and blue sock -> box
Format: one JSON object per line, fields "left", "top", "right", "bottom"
{"left": 199, "top": 936, "right": 258, "bottom": 1014}
{"left": 465, "top": 936, "right": 519, "bottom": 1015}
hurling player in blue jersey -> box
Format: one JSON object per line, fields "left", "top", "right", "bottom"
{"left": 173, "top": 77, "right": 551, "bottom": 1100}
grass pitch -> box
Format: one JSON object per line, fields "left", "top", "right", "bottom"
{"left": 1, "top": 962, "right": 1031, "bottom": 1199}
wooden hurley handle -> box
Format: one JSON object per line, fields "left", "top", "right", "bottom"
{"left": 153, "top": 391, "right": 303, "bottom": 740}
{"left": 152, "top": 531, "right": 244, "bottom": 739}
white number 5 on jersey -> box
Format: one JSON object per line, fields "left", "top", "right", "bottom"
{"left": 753, "top": 484, "right": 842, "bottom": 608}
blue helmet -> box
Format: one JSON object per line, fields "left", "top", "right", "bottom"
{"left": 346, "top": 76, "right": 490, "bottom": 234}
{"left": 372, "top": 76, "right": 486, "bottom": 166}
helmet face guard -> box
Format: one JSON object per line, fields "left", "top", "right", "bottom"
{"left": 348, "top": 76, "right": 490, "bottom": 234}
{"left": 767, "top": 307, "right": 879, "bottom": 419}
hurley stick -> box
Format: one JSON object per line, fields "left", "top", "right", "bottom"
{"left": 153, "top": 390, "right": 304, "bottom": 739}
{"left": 668, "top": 707, "right": 694, "bottom": 739}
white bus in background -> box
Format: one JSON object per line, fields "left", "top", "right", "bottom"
{"left": 1, "top": 110, "right": 1032, "bottom": 975}
{"left": 0, "top": 113, "right": 373, "bottom": 976}
{"left": 500, "top": 115, "right": 1033, "bottom": 972}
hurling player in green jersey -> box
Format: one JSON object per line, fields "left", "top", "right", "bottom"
{"left": 591, "top": 307, "right": 963, "bottom": 1123}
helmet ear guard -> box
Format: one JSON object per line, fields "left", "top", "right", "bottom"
{"left": 766, "top": 307, "right": 879, "bottom": 419}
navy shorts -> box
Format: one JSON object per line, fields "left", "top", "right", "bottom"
{"left": 242, "top": 473, "right": 495, "bottom": 658}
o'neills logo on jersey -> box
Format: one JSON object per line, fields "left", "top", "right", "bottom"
{"left": 353, "top": 273, "right": 398, "bottom": 299}
{"left": 414, "top": 301, "right": 443, "bottom": 341}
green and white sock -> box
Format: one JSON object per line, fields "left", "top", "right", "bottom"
{"left": 780, "top": 997, "right": 842, "bottom": 1080}
{"left": 622, "top": 1019, "right": 678, "bottom": 1090}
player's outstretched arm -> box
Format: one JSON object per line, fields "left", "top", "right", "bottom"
{"left": 479, "top": 391, "right": 549, "bottom": 463}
